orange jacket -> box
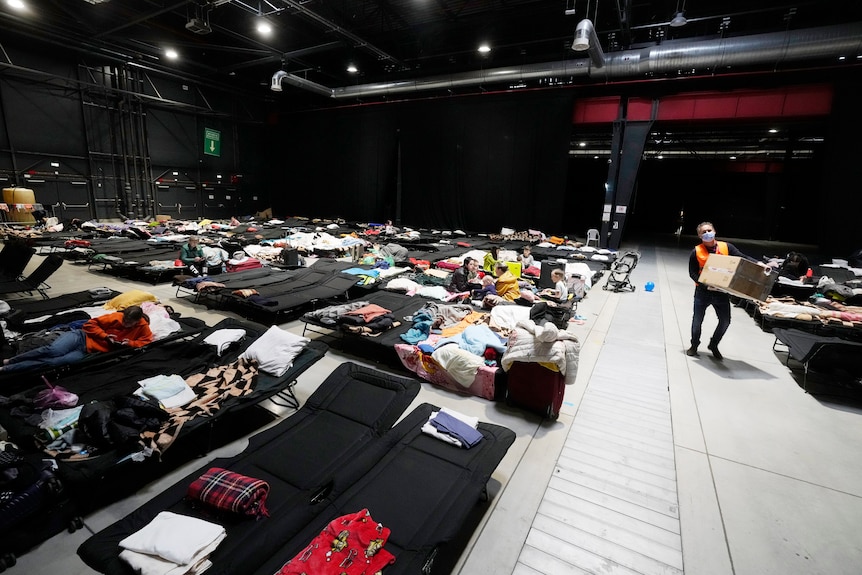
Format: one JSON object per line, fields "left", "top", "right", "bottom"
{"left": 494, "top": 271, "right": 521, "bottom": 301}
{"left": 82, "top": 312, "right": 153, "bottom": 353}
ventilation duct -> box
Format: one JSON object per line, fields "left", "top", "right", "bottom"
{"left": 272, "top": 22, "right": 862, "bottom": 100}
{"left": 572, "top": 19, "right": 605, "bottom": 69}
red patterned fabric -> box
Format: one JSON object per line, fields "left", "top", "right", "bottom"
{"left": 186, "top": 467, "right": 269, "bottom": 517}
{"left": 276, "top": 508, "right": 395, "bottom": 575}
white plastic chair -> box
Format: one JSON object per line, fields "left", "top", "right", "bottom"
{"left": 586, "top": 228, "right": 600, "bottom": 247}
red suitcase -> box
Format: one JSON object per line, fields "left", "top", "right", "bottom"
{"left": 505, "top": 361, "right": 565, "bottom": 420}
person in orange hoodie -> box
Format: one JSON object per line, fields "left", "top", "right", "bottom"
{"left": 1, "top": 306, "right": 152, "bottom": 372}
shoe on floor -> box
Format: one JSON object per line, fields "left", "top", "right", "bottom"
{"left": 707, "top": 343, "right": 723, "bottom": 360}
{"left": 685, "top": 346, "right": 699, "bottom": 357}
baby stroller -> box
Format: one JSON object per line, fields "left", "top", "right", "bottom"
{"left": 603, "top": 251, "right": 640, "bottom": 292}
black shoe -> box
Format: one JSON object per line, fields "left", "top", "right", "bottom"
{"left": 708, "top": 343, "right": 723, "bottom": 360}
{"left": 685, "top": 346, "right": 699, "bottom": 357}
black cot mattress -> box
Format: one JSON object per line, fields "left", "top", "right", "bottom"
{"left": 224, "top": 266, "right": 359, "bottom": 318}
{"left": 78, "top": 362, "right": 422, "bottom": 575}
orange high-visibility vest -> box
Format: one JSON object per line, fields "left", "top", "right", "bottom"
{"left": 695, "top": 241, "right": 729, "bottom": 281}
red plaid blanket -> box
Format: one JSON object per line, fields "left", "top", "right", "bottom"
{"left": 187, "top": 467, "right": 270, "bottom": 517}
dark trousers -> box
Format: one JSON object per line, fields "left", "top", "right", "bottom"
{"left": 691, "top": 287, "right": 731, "bottom": 348}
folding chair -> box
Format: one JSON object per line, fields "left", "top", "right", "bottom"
{"left": 0, "top": 254, "right": 64, "bottom": 299}
{"left": 0, "top": 241, "right": 36, "bottom": 280}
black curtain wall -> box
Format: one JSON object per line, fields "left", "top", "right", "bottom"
{"left": 266, "top": 106, "right": 398, "bottom": 223}
{"left": 398, "top": 92, "right": 574, "bottom": 232}
{"left": 267, "top": 91, "right": 573, "bottom": 232}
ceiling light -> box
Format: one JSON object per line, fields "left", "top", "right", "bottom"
{"left": 579, "top": 142, "right": 586, "bottom": 147}
{"left": 670, "top": 12, "right": 688, "bottom": 27}
{"left": 346, "top": 64, "right": 358, "bottom": 73}
{"left": 478, "top": 44, "right": 491, "bottom": 54}
{"left": 768, "top": 128, "right": 778, "bottom": 134}
{"left": 257, "top": 20, "right": 272, "bottom": 35}
{"left": 730, "top": 156, "right": 737, "bottom": 160}
{"left": 165, "top": 48, "right": 178, "bottom": 60}
{"left": 6, "top": 0, "right": 26, "bottom": 10}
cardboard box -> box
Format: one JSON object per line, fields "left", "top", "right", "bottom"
{"left": 698, "top": 254, "right": 777, "bottom": 302}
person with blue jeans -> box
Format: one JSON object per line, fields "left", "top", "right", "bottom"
{"left": 1, "top": 306, "right": 152, "bottom": 372}
{"left": 686, "top": 222, "right": 758, "bottom": 360}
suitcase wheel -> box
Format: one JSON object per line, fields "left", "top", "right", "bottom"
{"left": 546, "top": 405, "right": 559, "bottom": 421}
{"left": 0, "top": 553, "right": 16, "bottom": 570}
{"left": 68, "top": 516, "right": 84, "bottom": 533}
{"left": 45, "top": 476, "right": 63, "bottom": 496}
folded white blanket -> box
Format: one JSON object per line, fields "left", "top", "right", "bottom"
{"left": 119, "top": 512, "right": 226, "bottom": 568}
{"left": 119, "top": 550, "right": 213, "bottom": 575}
{"left": 137, "top": 374, "right": 196, "bottom": 409}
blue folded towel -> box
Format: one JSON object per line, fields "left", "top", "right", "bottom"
{"left": 430, "top": 411, "right": 483, "bottom": 448}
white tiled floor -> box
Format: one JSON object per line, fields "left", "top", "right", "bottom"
{"left": 7, "top": 242, "right": 862, "bottom": 575}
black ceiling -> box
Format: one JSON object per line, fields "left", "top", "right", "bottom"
{"left": 3, "top": 0, "right": 862, "bottom": 99}
{"left": 2, "top": 1, "right": 860, "bottom": 162}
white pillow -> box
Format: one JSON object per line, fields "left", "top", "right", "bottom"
{"left": 240, "top": 325, "right": 309, "bottom": 376}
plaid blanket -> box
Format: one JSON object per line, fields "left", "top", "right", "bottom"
{"left": 187, "top": 467, "right": 269, "bottom": 517}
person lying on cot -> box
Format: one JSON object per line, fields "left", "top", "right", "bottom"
{"left": 0, "top": 306, "right": 153, "bottom": 373}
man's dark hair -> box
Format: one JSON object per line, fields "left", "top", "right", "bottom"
{"left": 122, "top": 305, "right": 147, "bottom": 323}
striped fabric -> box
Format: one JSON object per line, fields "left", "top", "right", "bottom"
{"left": 187, "top": 467, "right": 269, "bottom": 517}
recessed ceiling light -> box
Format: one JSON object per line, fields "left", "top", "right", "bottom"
{"left": 347, "top": 64, "right": 358, "bottom": 73}
{"left": 165, "top": 48, "right": 179, "bottom": 60}
{"left": 478, "top": 44, "right": 491, "bottom": 54}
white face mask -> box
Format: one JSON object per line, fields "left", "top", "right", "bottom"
{"left": 701, "top": 231, "right": 716, "bottom": 242}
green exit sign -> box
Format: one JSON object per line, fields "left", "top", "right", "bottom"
{"left": 204, "top": 128, "right": 221, "bottom": 157}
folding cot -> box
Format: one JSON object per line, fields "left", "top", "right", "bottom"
{"left": 222, "top": 265, "right": 359, "bottom": 322}
{"left": 772, "top": 327, "right": 862, "bottom": 390}
{"left": 0, "top": 318, "right": 328, "bottom": 492}
{"left": 302, "top": 289, "right": 434, "bottom": 363}
{"left": 78, "top": 362, "right": 515, "bottom": 575}
{"left": 2, "top": 288, "right": 122, "bottom": 334}
{"left": 174, "top": 267, "right": 286, "bottom": 305}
